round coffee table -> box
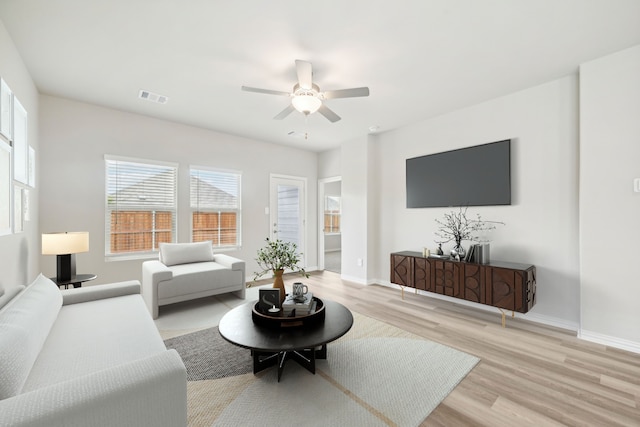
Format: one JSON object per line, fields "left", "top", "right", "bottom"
{"left": 219, "top": 299, "right": 353, "bottom": 381}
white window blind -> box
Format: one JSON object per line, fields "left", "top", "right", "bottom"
{"left": 190, "top": 167, "right": 241, "bottom": 248}
{"left": 276, "top": 184, "right": 301, "bottom": 246}
{"left": 105, "top": 156, "right": 177, "bottom": 257}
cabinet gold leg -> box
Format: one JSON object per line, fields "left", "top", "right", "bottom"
{"left": 498, "top": 308, "right": 506, "bottom": 328}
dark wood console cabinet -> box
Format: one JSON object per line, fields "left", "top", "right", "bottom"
{"left": 391, "top": 251, "right": 536, "bottom": 314}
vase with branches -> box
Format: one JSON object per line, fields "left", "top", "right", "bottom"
{"left": 253, "top": 237, "right": 309, "bottom": 304}
{"left": 434, "top": 207, "right": 504, "bottom": 259}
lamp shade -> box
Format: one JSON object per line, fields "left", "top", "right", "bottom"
{"left": 42, "top": 232, "right": 89, "bottom": 255}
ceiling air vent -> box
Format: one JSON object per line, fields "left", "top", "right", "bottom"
{"left": 287, "top": 131, "right": 309, "bottom": 140}
{"left": 138, "top": 89, "right": 168, "bottom": 104}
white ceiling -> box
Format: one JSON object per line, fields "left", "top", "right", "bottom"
{"left": 1, "top": 0, "right": 639, "bottom": 152}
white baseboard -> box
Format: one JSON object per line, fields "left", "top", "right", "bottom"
{"left": 520, "top": 312, "right": 580, "bottom": 332}
{"left": 579, "top": 329, "right": 640, "bottom": 354}
{"left": 339, "top": 274, "right": 371, "bottom": 285}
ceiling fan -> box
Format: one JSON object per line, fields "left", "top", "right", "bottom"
{"left": 241, "top": 60, "right": 369, "bottom": 123}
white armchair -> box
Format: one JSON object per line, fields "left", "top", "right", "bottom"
{"left": 142, "top": 242, "right": 245, "bottom": 319}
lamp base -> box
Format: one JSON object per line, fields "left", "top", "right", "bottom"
{"left": 56, "top": 254, "right": 76, "bottom": 282}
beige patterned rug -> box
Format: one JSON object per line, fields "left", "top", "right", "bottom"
{"left": 164, "top": 311, "right": 479, "bottom": 427}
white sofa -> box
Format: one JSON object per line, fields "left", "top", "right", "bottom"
{"left": 142, "top": 241, "right": 246, "bottom": 319}
{"left": 0, "top": 274, "right": 187, "bottom": 427}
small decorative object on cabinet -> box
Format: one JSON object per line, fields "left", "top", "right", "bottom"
{"left": 450, "top": 244, "right": 465, "bottom": 260}
{"left": 434, "top": 207, "right": 503, "bottom": 259}
{"left": 390, "top": 251, "right": 535, "bottom": 327}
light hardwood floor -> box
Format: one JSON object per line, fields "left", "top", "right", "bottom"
{"left": 287, "top": 271, "right": 640, "bottom": 426}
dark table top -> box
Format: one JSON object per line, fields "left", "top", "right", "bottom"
{"left": 50, "top": 274, "right": 97, "bottom": 286}
{"left": 219, "top": 299, "right": 353, "bottom": 352}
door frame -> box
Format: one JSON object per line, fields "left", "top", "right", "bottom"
{"left": 270, "top": 174, "right": 307, "bottom": 268}
{"left": 318, "top": 176, "right": 341, "bottom": 271}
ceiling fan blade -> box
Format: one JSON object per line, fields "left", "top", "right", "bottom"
{"left": 318, "top": 104, "right": 341, "bottom": 123}
{"left": 295, "top": 60, "right": 313, "bottom": 89}
{"left": 241, "top": 86, "right": 290, "bottom": 96}
{"left": 273, "top": 104, "right": 295, "bottom": 120}
{"left": 322, "top": 87, "right": 370, "bottom": 99}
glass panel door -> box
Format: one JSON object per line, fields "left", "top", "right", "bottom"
{"left": 270, "top": 175, "right": 305, "bottom": 267}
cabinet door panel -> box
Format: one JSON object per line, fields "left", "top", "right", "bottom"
{"left": 433, "top": 260, "right": 462, "bottom": 298}
{"left": 485, "top": 267, "right": 524, "bottom": 312}
{"left": 525, "top": 268, "right": 536, "bottom": 312}
{"left": 463, "top": 263, "right": 484, "bottom": 304}
{"left": 390, "top": 254, "right": 413, "bottom": 287}
{"left": 414, "top": 257, "right": 431, "bottom": 291}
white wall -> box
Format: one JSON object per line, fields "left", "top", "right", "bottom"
{"left": 39, "top": 95, "right": 318, "bottom": 285}
{"left": 324, "top": 234, "right": 341, "bottom": 252}
{"left": 340, "top": 137, "right": 370, "bottom": 283}
{"left": 579, "top": 45, "right": 640, "bottom": 351}
{"left": 0, "top": 20, "right": 39, "bottom": 292}
{"left": 373, "top": 76, "right": 581, "bottom": 329}
{"left": 367, "top": 135, "right": 380, "bottom": 281}
{"left": 324, "top": 180, "right": 341, "bottom": 196}
{"left": 318, "top": 148, "right": 340, "bottom": 179}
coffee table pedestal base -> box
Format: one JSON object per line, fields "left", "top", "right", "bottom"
{"left": 253, "top": 344, "right": 327, "bottom": 382}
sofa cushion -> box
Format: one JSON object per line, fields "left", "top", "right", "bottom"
{"left": 0, "top": 275, "right": 62, "bottom": 399}
{"left": 159, "top": 241, "right": 213, "bottom": 266}
{"left": 22, "top": 293, "right": 166, "bottom": 392}
{"left": 0, "top": 285, "right": 24, "bottom": 311}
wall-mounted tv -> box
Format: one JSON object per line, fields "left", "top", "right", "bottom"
{"left": 406, "top": 139, "right": 511, "bottom": 208}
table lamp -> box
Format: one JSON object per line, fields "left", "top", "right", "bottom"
{"left": 42, "top": 232, "right": 89, "bottom": 282}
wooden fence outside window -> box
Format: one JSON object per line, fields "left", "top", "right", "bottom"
{"left": 192, "top": 211, "right": 237, "bottom": 246}
{"left": 110, "top": 211, "right": 172, "bottom": 253}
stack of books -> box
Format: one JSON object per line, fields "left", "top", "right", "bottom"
{"left": 282, "top": 293, "right": 316, "bottom": 316}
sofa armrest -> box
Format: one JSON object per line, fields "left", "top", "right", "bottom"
{"left": 0, "top": 350, "right": 187, "bottom": 427}
{"left": 213, "top": 254, "right": 245, "bottom": 271}
{"left": 142, "top": 260, "right": 173, "bottom": 319}
{"left": 61, "top": 281, "right": 141, "bottom": 306}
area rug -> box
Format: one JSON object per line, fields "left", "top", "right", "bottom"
{"left": 164, "top": 326, "right": 252, "bottom": 381}
{"left": 164, "top": 312, "right": 479, "bottom": 427}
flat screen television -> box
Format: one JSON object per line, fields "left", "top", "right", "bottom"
{"left": 406, "top": 139, "right": 511, "bottom": 208}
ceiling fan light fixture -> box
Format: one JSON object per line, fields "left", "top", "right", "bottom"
{"left": 242, "top": 60, "right": 369, "bottom": 122}
{"left": 292, "top": 94, "right": 322, "bottom": 115}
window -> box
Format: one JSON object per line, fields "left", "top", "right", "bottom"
{"left": 105, "top": 156, "right": 177, "bottom": 257}
{"left": 190, "top": 166, "right": 241, "bottom": 248}
{"left": 324, "top": 195, "right": 341, "bottom": 233}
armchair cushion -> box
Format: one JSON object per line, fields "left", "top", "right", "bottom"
{"left": 159, "top": 241, "right": 213, "bottom": 266}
